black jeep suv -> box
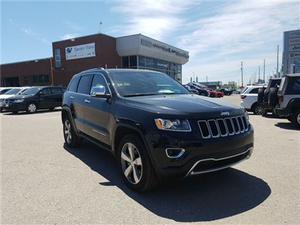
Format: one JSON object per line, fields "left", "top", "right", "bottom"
{"left": 62, "top": 69, "right": 254, "bottom": 191}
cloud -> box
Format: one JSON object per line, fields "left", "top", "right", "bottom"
{"left": 60, "top": 33, "right": 79, "bottom": 40}
{"left": 20, "top": 27, "right": 50, "bottom": 45}
{"left": 179, "top": 0, "right": 299, "bottom": 83}
{"left": 110, "top": 0, "right": 199, "bottom": 40}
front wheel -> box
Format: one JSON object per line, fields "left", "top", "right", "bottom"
{"left": 27, "top": 103, "right": 37, "bottom": 113}
{"left": 118, "top": 134, "right": 158, "bottom": 192}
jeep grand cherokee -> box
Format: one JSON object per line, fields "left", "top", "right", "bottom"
{"left": 62, "top": 68, "right": 254, "bottom": 191}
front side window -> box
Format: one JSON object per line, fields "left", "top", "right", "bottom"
{"left": 109, "top": 71, "right": 189, "bottom": 97}
{"left": 21, "top": 87, "right": 40, "bottom": 95}
{"left": 77, "top": 74, "right": 93, "bottom": 95}
{"left": 40, "top": 88, "right": 51, "bottom": 95}
{"left": 51, "top": 87, "right": 63, "bottom": 94}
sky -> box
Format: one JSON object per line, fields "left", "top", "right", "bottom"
{"left": 1, "top": 0, "right": 299, "bottom": 84}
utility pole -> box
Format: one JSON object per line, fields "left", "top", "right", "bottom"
{"left": 240, "top": 61, "right": 244, "bottom": 87}
{"left": 276, "top": 45, "right": 279, "bottom": 77}
{"left": 206, "top": 76, "right": 208, "bottom": 82}
{"left": 263, "top": 59, "right": 266, "bottom": 83}
{"left": 258, "top": 66, "right": 260, "bottom": 83}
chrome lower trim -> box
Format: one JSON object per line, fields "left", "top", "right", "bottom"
{"left": 165, "top": 148, "right": 185, "bottom": 159}
{"left": 92, "top": 129, "right": 106, "bottom": 136}
{"left": 186, "top": 147, "right": 253, "bottom": 177}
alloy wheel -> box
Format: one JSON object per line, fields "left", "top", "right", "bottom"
{"left": 64, "top": 120, "right": 72, "bottom": 144}
{"left": 120, "top": 143, "right": 143, "bottom": 184}
{"left": 297, "top": 113, "right": 300, "bottom": 125}
{"left": 255, "top": 105, "right": 263, "bottom": 115}
{"left": 28, "top": 103, "right": 37, "bottom": 113}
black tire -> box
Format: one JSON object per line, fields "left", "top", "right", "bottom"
{"left": 63, "top": 116, "right": 81, "bottom": 147}
{"left": 268, "top": 87, "right": 278, "bottom": 107}
{"left": 257, "top": 88, "right": 265, "bottom": 104}
{"left": 118, "top": 134, "right": 158, "bottom": 192}
{"left": 12, "top": 111, "right": 18, "bottom": 114}
{"left": 263, "top": 89, "right": 269, "bottom": 103}
{"left": 49, "top": 107, "right": 55, "bottom": 111}
{"left": 252, "top": 103, "right": 264, "bottom": 115}
{"left": 291, "top": 110, "right": 300, "bottom": 128}
{"left": 27, "top": 103, "right": 37, "bottom": 113}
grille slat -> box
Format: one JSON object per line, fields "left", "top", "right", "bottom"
{"left": 198, "top": 115, "right": 248, "bottom": 139}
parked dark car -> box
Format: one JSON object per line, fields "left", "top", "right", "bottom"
{"left": 275, "top": 74, "right": 300, "bottom": 127}
{"left": 187, "top": 83, "right": 209, "bottom": 96}
{"left": 257, "top": 78, "right": 282, "bottom": 116}
{"left": 2, "top": 86, "right": 65, "bottom": 113}
{"left": 218, "top": 88, "right": 233, "bottom": 96}
{"left": 62, "top": 69, "right": 254, "bottom": 192}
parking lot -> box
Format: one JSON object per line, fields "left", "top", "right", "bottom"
{"left": 1, "top": 95, "right": 299, "bottom": 225}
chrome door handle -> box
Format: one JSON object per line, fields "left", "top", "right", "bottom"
{"left": 70, "top": 96, "right": 75, "bottom": 99}
{"left": 84, "top": 99, "right": 91, "bottom": 103}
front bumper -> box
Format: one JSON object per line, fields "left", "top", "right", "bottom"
{"left": 2, "top": 102, "right": 27, "bottom": 112}
{"left": 146, "top": 125, "right": 254, "bottom": 178}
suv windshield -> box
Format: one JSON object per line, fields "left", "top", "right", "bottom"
{"left": 21, "top": 87, "right": 40, "bottom": 95}
{"left": 109, "top": 71, "right": 189, "bottom": 97}
{"left": 5, "top": 88, "right": 22, "bottom": 95}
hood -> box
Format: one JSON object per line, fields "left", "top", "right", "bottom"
{"left": 0, "top": 94, "right": 16, "bottom": 100}
{"left": 123, "top": 94, "right": 243, "bottom": 117}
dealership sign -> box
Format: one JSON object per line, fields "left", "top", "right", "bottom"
{"left": 65, "top": 43, "right": 96, "bottom": 60}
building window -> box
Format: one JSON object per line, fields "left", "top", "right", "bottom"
{"left": 33, "top": 74, "right": 50, "bottom": 85}
{"left": 122, "top": 56, "right": 129, "bottom": 68}
{"left": 54, "top": 48, "right": 62, "bottom": 68}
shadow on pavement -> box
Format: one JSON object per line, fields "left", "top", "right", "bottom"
{"left": 275, "top": 122, "right": 300, "bottom": 131}
{"left": 1, "top": 108, "right": 61, "bottom": 116}
{"left": 64, "top": 141, "right": 271, "bottom": 222}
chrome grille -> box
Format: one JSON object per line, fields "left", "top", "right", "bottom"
{"left": 198, "top": 115, "right": 249, "bottom": 139}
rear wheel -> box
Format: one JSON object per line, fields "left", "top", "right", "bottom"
{"left": 291, "top": 110, "right": 300, "bottom": 128}
{"left": 118, "top": 134, "right": 158, "bottom": 192}
{"left": 63, "top": 117, "right": 81, "bottom": 147}
{"left": 252, "top": 103, "right": 264, "bottom": 115}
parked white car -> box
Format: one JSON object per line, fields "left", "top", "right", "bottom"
{"left": 240, "top": 85, "right": 266, "bottom": 114}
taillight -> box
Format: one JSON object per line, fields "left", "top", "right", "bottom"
{"left": 278, "top": 95, "right": 283, "bottom": 104}
{"left": 241, "top": 95, "right": 246, "bottom": 99}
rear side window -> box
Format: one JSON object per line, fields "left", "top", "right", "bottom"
{"left": 77, "top": 74, "right": 93, "bottom": 95}
{"left": 249, "top": 88, "right": 259, "bottom": 94}
{"left": 68, "top": 76, "right": 80, "bottom": 92}
{"left": 286, "top": 78, "right": 300, "bottom": 94}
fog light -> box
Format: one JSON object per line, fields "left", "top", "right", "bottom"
{"left": 165, "top": 148, "right": 185, "bottom": 159}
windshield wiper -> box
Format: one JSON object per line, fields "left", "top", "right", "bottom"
{"left": 123, "top": 93, "right": 159, "bottom": 97}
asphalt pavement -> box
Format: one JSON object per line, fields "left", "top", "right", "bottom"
{"left": 1, "top": 95, "right": 299, "bottom": 225}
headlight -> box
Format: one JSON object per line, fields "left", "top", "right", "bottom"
{"left": 154, "top": 118, "right": 191, "bottom": 132}
{"left": 245, "top": 111, "right": 249, "bottom": 123}
{"left": 13, "top": 99, "right": 24, "bottom": 103}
